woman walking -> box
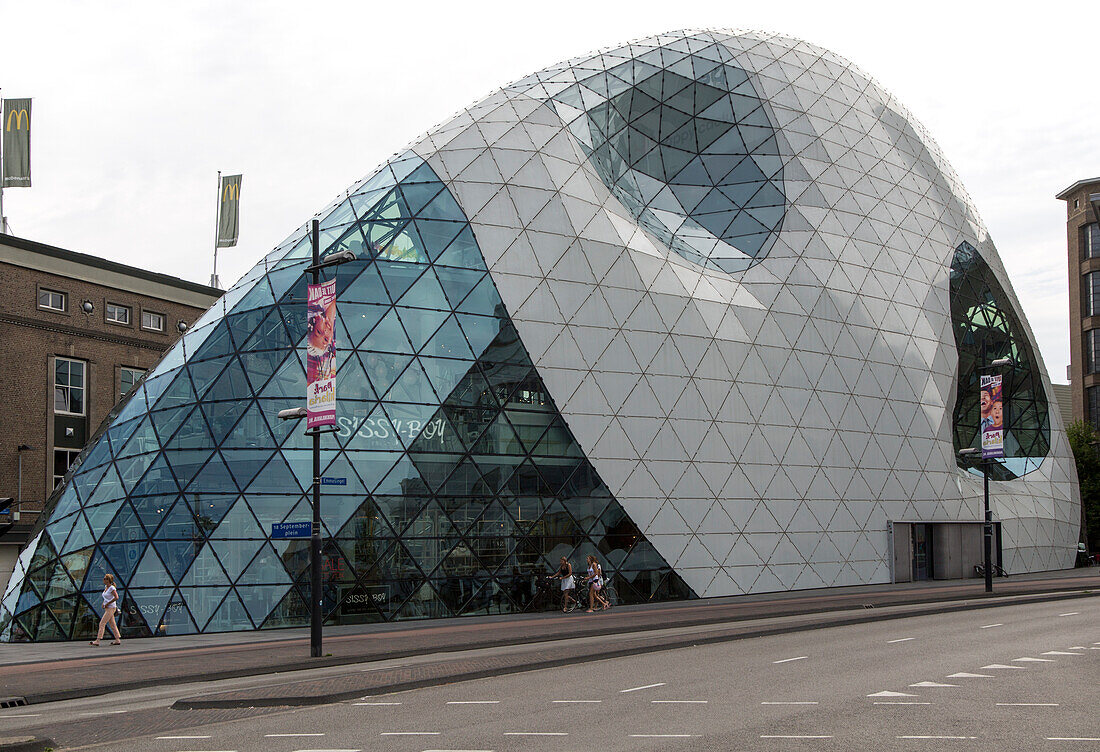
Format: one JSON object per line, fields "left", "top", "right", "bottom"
{"left": 584, "top": 555, "right": 610, "bottom": 613}
{"left": 91, "top": 573, "right": 122, "bottom": 646}
{"left": 554, "top": 556, "right": 575, "bottom": 612}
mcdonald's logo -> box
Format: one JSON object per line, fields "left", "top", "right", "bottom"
{"left": 5, "top": 108, "right": 28, "bottom": 131}
{"left": 222, "top": 182, "right": 240, "bottom": 202}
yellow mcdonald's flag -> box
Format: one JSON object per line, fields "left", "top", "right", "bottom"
{"left": 216, "top": 174, "right": 242, "bottom": 247}
{"left": 3, "top": 98, "right": 32, "bottom": 188}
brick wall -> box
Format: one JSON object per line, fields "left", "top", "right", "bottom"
{"left": 0, "top": 260, "right": 213, "bottom": 530}
{"left": 1063, "top": 182, "right": 1100, "bottom": 425}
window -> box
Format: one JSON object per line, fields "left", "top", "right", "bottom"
{"left": 54, "top": 357, "right": 86, "bottom": 415}
{"left": 1090, "top": 386, "right": 1100, "bottom": 430}
{"left": 120, "top": 366, "right": 145, "bottom": 398}
{"left": 141, "top": 310, "right": 165, "bottom": 332}
{"left": 53, "top": 448, "right": 81, "bottom": 488}
{"left": 37, "top": 288, "right": 66, "bottom": 312}
{"left": 1085, "top": 272, "right": 1100, "bottom": 318}
{"left": 1086, "top": 224, "right": 1100, "bottom": 260}
{"left": 1088, "top": 330, "right": 1100, "bottom": 375}
{"left": 106, "top": 303, "right": 131, "bottom": 325}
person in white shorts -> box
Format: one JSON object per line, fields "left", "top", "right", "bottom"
{"left": 91, "top": 573, "right": 122, "bottom": 646}
{"left": 554, "top": 556, "right": 575, "bottom": 612}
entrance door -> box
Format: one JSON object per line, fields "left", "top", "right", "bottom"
{"left": 912, "top": 524, "right": 934, "bottom": 580}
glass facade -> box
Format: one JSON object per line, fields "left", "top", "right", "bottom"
{"left": 1084, "top": 271, "right": 1100, "bottom": 318}
{"left": 0, "top": 155, "right": 690, "bottom": 642}
{"left": 552, "top": 51, "right": 785, "bottom": 274}
{"left": 950, "top": 241, "right": 1051, "bottom": 480}
{"left": 1085, "top": 223, "right": 1100, "bottom": 260}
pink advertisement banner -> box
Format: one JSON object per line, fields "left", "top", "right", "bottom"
{"left": 306, "top": 279, "right": 337, "bottom": 428}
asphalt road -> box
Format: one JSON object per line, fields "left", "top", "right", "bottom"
{"left": 17, "top": 595, "right": 1095, "bottom": 752}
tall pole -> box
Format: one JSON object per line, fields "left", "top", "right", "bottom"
{"left": 309, "top": 217, "right": 322, "bottom": 658}
{"left": 0, "top": 90, "right": 6, "bottom": 235}
{"left": 211, "top": 171, "right": 221, "bottom": 289}
{"left": 980, "top": 339, "right": 993, "bottom": 593}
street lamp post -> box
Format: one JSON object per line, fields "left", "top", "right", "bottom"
{"left": 958, "top": 348, "right": 1013, "bottom": 594}
{"left": 274, "top": 218, "right": 354, "bottom": 658}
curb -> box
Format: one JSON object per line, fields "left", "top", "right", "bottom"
{"left": 0, "top": 737, "right": 55, "bottom": 752}
{"left": 18, "top": 579, "right": 1097, "bottom": 706}
{"left": 171, "top": 588, "right": 1099, "bottom": 709}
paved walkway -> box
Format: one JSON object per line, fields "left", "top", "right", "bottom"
{"left": 2, "top": 568, "right": 1097, "bottom": 706}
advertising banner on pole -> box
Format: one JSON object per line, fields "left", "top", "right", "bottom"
{"left": 3, "top": 98, "right": 32, "bottom": 187}
{"left": 216, "top": 174, "right": 242, "bottom": 247}
{"left": 980, "top": 373, "right": 1004, "bottom": 459}
{"left": 306, "top": 279, "right": 337, "bottom": 428}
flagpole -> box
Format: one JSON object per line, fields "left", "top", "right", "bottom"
{"left": 0, "top": 90, "right": 6, "bottom": 234}
{"left": 211, "top": 170, "right": 221, "bottom": 288}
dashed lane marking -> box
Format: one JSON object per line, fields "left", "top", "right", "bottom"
{"left": 947, "top": 673, "right": 993, "bottom": 678}
{"left": 760, "top": 735, "right": 833, "bottom": 739}
{"left": 1042, "top": 651, "right": 1083, "bottom": 656}
{"left": 897, "top": 736, "right": 977, "bottom": 740}
{"left": 156, "top": 737, "right": 212, "bottom": 740}
{"left": 997, "top": 703, "right": 1059, "bottom": 707}
{"left": 1058, "top": 612, "right": 1079, "bottom": 617}
{"left": 1014, "top": 657, "right": 1054, "bottom": 663}
{"left": 888, "top": 638, "right": 916, "bottom": 643}
{"left": 773, "top": 656, "right": 808, "bottom": 664}
{"left": 981, "top": 665, "right": 1026, "bottom": 670}
{"left": 620, "top": 683, "right": 666, "bottom": 693}
{"left": 446, "top": 701, "right": 501, "bottom": 705}
{"left": 381, "top": 732, "right": 441, "bottom": 736}
{"left": 355, "top": 702, "right": 402, "bottom": 705}
{"left": 868, "top": 691, "right": 918, "bottom": 697}
{"left": 910, "top": 682, "right": 957, "bottom": 687}
{"left": 762, "top": 701, "right": 818, "bottom": 705}
{"left": 503, "top": 732, "right": 568, "bottom": 736}
{"left": 980, "top": 624, "right": 1003, "bottom": 629}
{"left": 0, "top": 714, "right": 41, "bottom": 718}
{"left": 1047, "top": 738, "right": 1100, "bottom": 742}
{"left": 631, "top": 734, "right": 700, "bottom": 738}
{"left": 652, "top": 700, "right": 709, "bottom": 704}
{"left": 874, "top": 702, "right": 932, "bottom": 706}
{"left": 265, "top": 734, "right": 326, "bottom": 737}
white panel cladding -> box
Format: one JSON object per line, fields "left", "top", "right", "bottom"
{"left": 414, "top": 29, "right": 1079, "bottom": 596}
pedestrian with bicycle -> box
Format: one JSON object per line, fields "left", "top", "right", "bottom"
{"left": 584, "top": 554, "right": 610, "bottom": 612}
{"left": 554, "top": 556, "right": 575, "bottom": 612}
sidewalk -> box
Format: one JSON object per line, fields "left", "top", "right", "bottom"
{"left": 3, "top": 568, "right": 1097, "bottom": 706}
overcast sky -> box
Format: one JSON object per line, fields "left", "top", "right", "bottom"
{"left": 1, "top": 1, "right": 1095, "bottom": 382}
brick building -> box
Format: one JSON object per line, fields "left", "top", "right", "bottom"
{"left": 0, "top": 233, "right": 221, "bottom": 589}
{"left": 1056, "top": 178, "right": 1100, "bottom": 426}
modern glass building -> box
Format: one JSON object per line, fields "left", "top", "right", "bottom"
{"left": 1, "top": 30, "right": 1080, "bottom": 640}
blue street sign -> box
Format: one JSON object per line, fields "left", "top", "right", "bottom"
{"left": 321, "top": 477, "right": 347, "bottom": 486}
{"left": 271, "top": 521, "right": 311, "bottom": 539}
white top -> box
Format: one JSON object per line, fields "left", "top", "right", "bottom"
{"left": 102, "top": 584, "right": 118, "bottom": 609}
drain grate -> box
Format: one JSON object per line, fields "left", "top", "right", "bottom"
{"left": 0, "top": 696, "right": 28, "bottom": 708}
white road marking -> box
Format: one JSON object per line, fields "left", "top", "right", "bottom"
{"left": 888, "top": 638, "right": 916, "bottom": 643}
{"left": 355, "top": 702, "right": 403, "bottom": 705}
{"left": 631, "top": 734, "right": 700, "bottom": 738}
{"left": 156, "top": 737, "right": 212, "bottom": 740}
{"left": 981, "top": 664, "right": 1025, "bottom": 670}
{"left": 265, "top": 733, "right": 326, "bottom": 737}
{"left": 1042, "top": 651, "right": 1083, "bottom": 656}
{"left": 1047, "top": 738, "right": 1100, "bottom": 741}
{"left": 868, "top": 691, "right": 918, "bottom": 697}
{"left": 947, "top": 673, "right": 993, "bottom": 678}
{"left": 420, "top": 750, "right": 494, "bottom": 752}
{"left": 1058, "top": 612, "right": 1079, "bottom": 617}
{"left": 997, "top": 703, "right": 1058, "bottom": 707}
{"left": 620, "top": 683, "right": 666, "bottom": 693}
{"left": 1069, "top": 646, "right": 1087, "bottom": 650}
{"left": 381, "top": 732, "right": 441, "bottom": 736}
{"left": 760, "top": 735, "right": 833, "bottom": 739}
{"left": 503, "top": 732, "right": 568, "bottom": 736}
{"left": 910, "top": 682, "right": 957, "bottom": 687}
{"left": 762, "top": 702, "right": 819, "bottom": 705}
{"left": 287, "top": 749, "right": 359, "bottom": 752}
{"left": 979, "top": 624, "right": 1003, "bottom": 629}
{"left": 652, "top": 700, "right": 708, "bottom": 704}
{"left": 874, "top": 702, "right": 932, "bottom": 706}
{"left": 446, "top": 701, "right": 500, "bottom": 705}
{"left": 1014, "top": 657, "right": 1054, "bottom": 662}
{"left": 0, "top": 714, "right": 41, "bottom": 718}
{"left": 552, "top": 699, "right": 601, "bottom": 703}
{"left": 773, "top": 656, "right": 808, "bottom": 664}
{"left": 897, "top": 736, "right": 977, "bottom": 740}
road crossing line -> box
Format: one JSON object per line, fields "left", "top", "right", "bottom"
{"left": 773, "top": 656, "right": 808, "bottom": 664}
{"left": 620, "top": 682, "right": 666, "bottom": 693}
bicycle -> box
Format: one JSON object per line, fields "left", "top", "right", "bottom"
{"left": 576, "top": 576, "right": 615, "bottom": 612}
{"left": 974, "top": 563, "right": 1008, "bottom": 578}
